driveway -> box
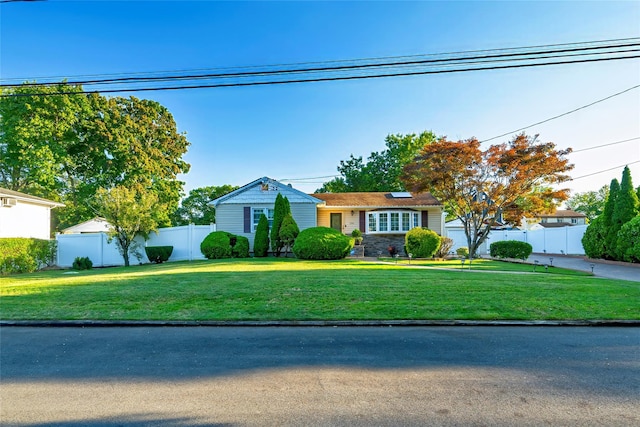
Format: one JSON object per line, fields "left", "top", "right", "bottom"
{"left": 2, "top": 326, "right": 638, "bottom": 426}
{"left": 527, "top": 253, "right": 640, "bottom": 282}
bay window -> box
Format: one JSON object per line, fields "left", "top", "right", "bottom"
{"left": 366, "top": 211, "right": 421, "bottom": 234}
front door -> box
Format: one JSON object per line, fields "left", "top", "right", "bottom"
{"left": 330, "top": 213, "right": 342, "bottom": 232}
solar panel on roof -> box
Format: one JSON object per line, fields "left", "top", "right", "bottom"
{"left": 390, "top": 192, "right": 412, "bottom": 198}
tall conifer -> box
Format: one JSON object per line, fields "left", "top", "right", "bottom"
{"left": 602, "top": 178, "right": 619, "bottom": 259}
{"left": 612, "top": 166, "right": 639, "bottom": 259}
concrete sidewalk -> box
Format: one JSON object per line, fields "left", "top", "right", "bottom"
{"left": 526, "top": 253, "right": 640, "bottom": 282}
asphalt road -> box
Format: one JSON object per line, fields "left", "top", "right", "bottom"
{"left": 1, "top": 326, "right": 639, "bottom": 426}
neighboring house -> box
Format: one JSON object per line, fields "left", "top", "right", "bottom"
{"left": 536, "top": 210, "right": 587, "bottom": 228}
{"left": 0, "top": 187, "right": 64, "bottom": 240}
{"left": 60, "top": 217, "right": 111, "bottom": 234}
{"left": 210, "top": 177, "right": 443, "bottom": 256}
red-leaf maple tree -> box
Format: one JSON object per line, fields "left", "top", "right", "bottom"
{"left": 402, "top": 133, "right": 573, "bottom": 257}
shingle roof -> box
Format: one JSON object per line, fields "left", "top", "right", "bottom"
{"left": 539, "top": 209, "right": 586, "bottom": 218}
{"left": 311, "top": 192, "right": 441, "bottom": 208}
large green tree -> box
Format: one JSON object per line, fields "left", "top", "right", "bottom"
{"left": 93, "top": 185, "right": 158, "bottom": 267}
{"left": 602, "top": 178, "right": 620, "bottom": 259}
{"left": 0, "top": 83, "right": 191, "bottom": 230}
{"left": 171, "top": 185, "right": 237, "bottom": 226}
{"left": 270, "top": 193, "right": 290, "bottom": 256}
{"left": 402, "top": 134, "right": 572, "bottom": 257}
{"left": 611, "top": 166, "right": 639, "bottom": 259}
{"left": 566, "top": 185, "right": 609, "bottom": 222}
{"left": 317, "top": 131, "right": 437, "bottom": 192}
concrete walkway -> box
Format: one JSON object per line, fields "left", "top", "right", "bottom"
{"left": 526, "top": 253, "right": 640, "bottom": 282}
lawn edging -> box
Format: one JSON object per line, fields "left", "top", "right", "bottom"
{"left": 2, "top": 319, "right": 639, "bottom": 327}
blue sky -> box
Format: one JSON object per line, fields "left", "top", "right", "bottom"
{"left": 2, "top": 1, "right": 639, "bottom": 198}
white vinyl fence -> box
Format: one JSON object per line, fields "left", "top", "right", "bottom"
{"left": 56, "top": 224, "right": 216, "bottom": 267}
{"left": 445, "top": 225, "right": 588, "bottom": 256}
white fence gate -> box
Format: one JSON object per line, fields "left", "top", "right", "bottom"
{"left": 445, "top": 225, "right": 587, "bottom": 256}
{"left": 56, "top": 224, "right": 216, "bottom": 267}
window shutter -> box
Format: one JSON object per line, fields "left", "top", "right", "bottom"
{"left": 359, "top": 211, "right": 366, "bottom": 234}
{"left": 244, "top": 207, "right": 251, "bottom": 233}
{"left": 421, "top": 211, "right": 429, "bottom": 229}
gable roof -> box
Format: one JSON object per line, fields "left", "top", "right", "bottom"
{"left": 61, "top": 217, "right": 111, "bottom": 234}
{"left": 209, "top": 177, "right": 323, "bottom": 207}
{"left": 312, "top": 192, "right": 441, "bottom": 208}
{"left": 0, "top": 187, "right": 65, "bottom": 208}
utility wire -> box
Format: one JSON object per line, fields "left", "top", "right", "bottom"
{"left": 570, "top": 137, "right": 640, "bottom": 153}
{"left": 4, "top": 41, "right": 637, "bottom": 88}
{"left": 4, "top": 36, "right": 637, "bottom": 84}
{"left": 3, "top": 55, "right": 638, "bottom": 98}
{"left": 479, "top": 84, "right": 640, "bottom": 143}
{"left": 571, "top": 160, "right": 640, "bottom": 180}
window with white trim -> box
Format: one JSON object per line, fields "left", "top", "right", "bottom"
{"left": 367, "top": 211, "right": 421, "bottom": 234}
{"left": 253, "top": 208, "right": 274, "bottom": 232}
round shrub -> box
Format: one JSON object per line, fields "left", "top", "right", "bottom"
{"left": 72, "top": 256, "right": 93, "bottom": 270}
{"left": 582, "top": 216, "right": 606, "bottom": 259}
{"left": 145, "top": 246, "right": 173, "bottom": 263}
{"left": 456, "top": 247, "right": 469, "bottom": 257}
{"left": 489, "top": 240, "right": 533, "bottom": 260}
{"left": 200, "top": 231, "right": 233, "bottom": 259}
{"left": 292, "top": 227, "right": 354, "bottom": 260}
{"left": 405, "top": 227, "right": 441, "bottom": 258}
{"left": 231, "top": 235, "right": 250, "bottom": 258}
{"left": 616, "top": 216, "right": 640, "bottom": 263}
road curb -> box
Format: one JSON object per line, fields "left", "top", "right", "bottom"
{"left": 1, "top": 319, "right": 639, "bottom": 327}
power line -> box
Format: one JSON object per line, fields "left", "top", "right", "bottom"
{"left": 479, "top": 84, "right": 640, "bottom": 143}
{"left": 571, "top": 137, "right": 640, "bottom": 153}
{"left": 571, "top": 160, "right": 640, "bottom": 181}
{"left": 3, "top": 54, "right": 638, "bottom": 98}
{"left": 4, "top": 40, "right": 637, "bottom": 88}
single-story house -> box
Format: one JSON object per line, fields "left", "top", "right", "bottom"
{"left": 537, "top": 209, "right": 587, "bottom": 227}
{"left": 0, "top": 187, "right": 64, "bottom": 240}
{"left": 60, "top": 217, "right": 112, "bottom": 234}
{"left": 210, "top": 177, "right": 444, "bottom": 256}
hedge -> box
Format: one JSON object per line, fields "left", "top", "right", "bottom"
{"left": 292, "top": 227, "right": 353, "bottom": 260}
{"left": 200, "top": 231, "right": 249, "bottom": 259}
{"left": 405, "top": 227, "right": 441, "bottom": 258}
{"left": 145, "top": 246, "right": 174, "bottom": 263}
{"left": 489, "top": 240, "right": 533, "bottom": 260}
{"left": 0, "top": 238, "right": 57, "bottom": 274}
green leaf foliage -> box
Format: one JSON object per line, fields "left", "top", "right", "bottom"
{"left": 405, "top": 227, "right": 442, "bottom": 258}
{"left": 489, "top": 240, "right": 533, "bottom": 260}
{"left": 200, "top": 231, "right": 250, "bottom": 259}
{"left": 145, "top": 246, "right": 174, "bottom": 263}
{"left": 293, "top": 227, "right": 354, "bottom": 260}
{"left": 611, "top": 166, "right": 639, "bottom": 258}
{"left": 93, "top": 186, "right": 159, "bottom": 267}
{"left": 279, "top": 213, "right": 300, "bottom": 257}
{"left": 616, "top": 216, "right": 640, "bottom": 263}
{"left": 582, "top": 216, "right": 607, "bottom": 259}
{"left": 72, "top": 256, "right": 93, "bottom": 270}
{"left": 0, "top": 238, "right": 57, "bottom": 274}
{"left": 317, "top": 131, "right": 437, "bottom": 193}
{"left": 253, "top": 214, "right": 270, "bottom": 257}
{"left": 171, "top": 185, "right": 237, "bottom": 226}
{"left": 602, "top": 178, "right": 620, "bottom": 259}
{"left": 270, "top": 194, "right": 290, "bottom": 256}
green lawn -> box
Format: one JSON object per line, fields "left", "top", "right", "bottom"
{"left": 1, "top": 258, "right": 638, "bottom": 321}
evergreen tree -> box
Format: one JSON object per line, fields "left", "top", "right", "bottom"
{"left": 254, "top": 214, "right": 270, "bottom": 257}
{"left": 602, "top": 178, "right": 620, "bottom": 259}
{"left": 612, "top": 166, "right": 640, "bottom": 259}
{"left": 279, "top": 213, "right": 300, "bottom": 257}
{"left": 270, "top": 194, "right": 288, "bottom": 256}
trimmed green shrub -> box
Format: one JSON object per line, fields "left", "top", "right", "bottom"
{"left": 200, "top": 231, "right": 233, "bottom": 259}
{"left": 616, "top": 216, "right": 640, "bottom": 263}
{"left": 456, "top": 247, "right": 469, "bottom": 257}
{"left": 72, "top": 256, "right": 93, "bottom": 270}
{"left": 279, "top": 213, "right": 299, "bottom": 257}
{"left": 351, "top": 228, "right": 363, "bottom": 245}
{"left": 200, "top": 231, "right": 250, "bottom": 259}
{"left": 293, "top": 227, "right": 354, "bottom": 260}
{"left": 231, "top": 235, "right": 250, "bottom": 258}
{"left": 582, "top": 216, "right": 607, "bottom": 259}
{"left": 145, "top": 246, "right": 173, "bottom": 263}
{"left": 405, "top": 227, "right": 441, "bottom": 258}
{"left": 490, "top": 240, "right": 533, "bottom": 260}
{"left": 0, "top": 238, "right": 57, "bottom": 274}
{"left": 253, "top": 214, "right": 270, "bottom": 257}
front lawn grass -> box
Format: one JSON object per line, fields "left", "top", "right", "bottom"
{"left": 1, "top": 258, "right": 637, "bottom": 321}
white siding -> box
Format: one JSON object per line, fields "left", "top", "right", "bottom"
{"left": 0, "top": 201, "right": 52, "bottom": 239}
